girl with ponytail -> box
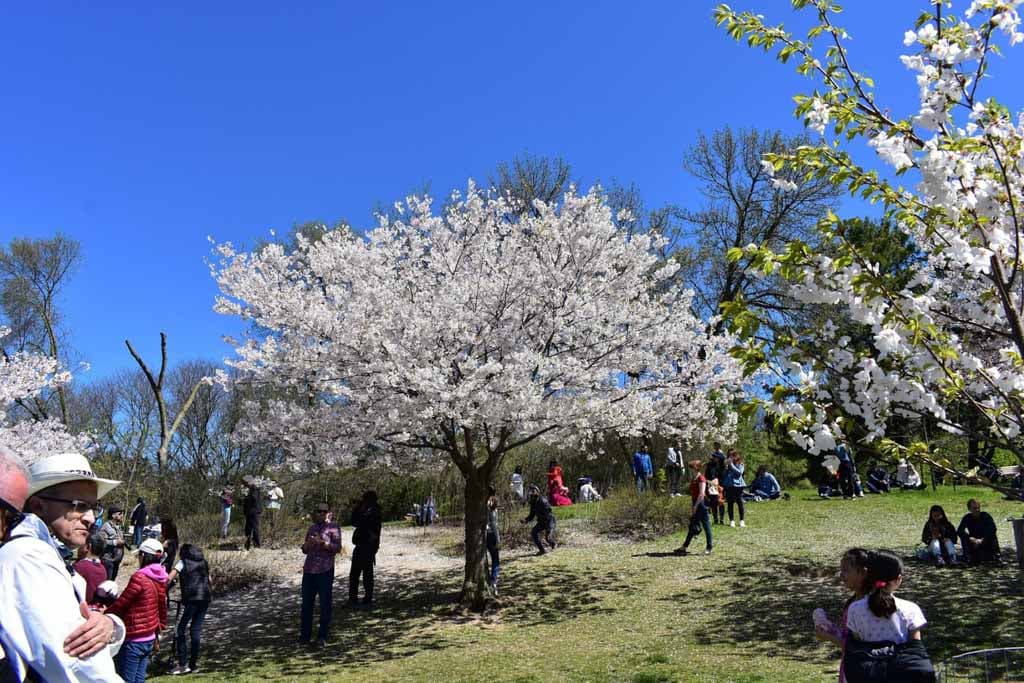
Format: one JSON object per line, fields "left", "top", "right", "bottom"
{"left": 843, "top": 550, "right": 935, "bottom": 682}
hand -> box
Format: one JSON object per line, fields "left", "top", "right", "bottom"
{"left": 971, "top": 537, "right": 982, "bottom": 546}
{"left": 64, "top": 602, "right": 114, "bottom": 658}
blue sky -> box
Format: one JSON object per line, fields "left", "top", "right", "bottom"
{"left": 1, "top": 1, "right": 1022, "bottom": 380}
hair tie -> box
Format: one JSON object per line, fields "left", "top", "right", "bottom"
{"left": 874, "top": 580, "right": 887, "bottom": 589}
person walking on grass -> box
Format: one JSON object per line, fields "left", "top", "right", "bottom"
{"left": 721, "top": 449, "right": 747, "bottom": 528}
{"left": 300, "top": 502, "right": 342, "bottom": 647}
{"left": 107, "top": 538, "right": 169, "bottom": 683}
{"left": 679, "top": 459, "right": 712, "bottom": 556}
{"left": 486, "top": 487, "right": 501, "bottom": 595}
{"left": 166, "top": 544, "right": 212, "bottom": 675}
{"left": 813, "top": 547, "right": 870, "bottom": 683}
{"left": 349, "top": 491, "right": 382, "bottom": 609}
{"left": 523, "top": 485, "right": 556, "bottom": 555}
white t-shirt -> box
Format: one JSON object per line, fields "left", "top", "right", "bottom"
{"left": 845, "top": 595, "right": 927, "bottom": 644}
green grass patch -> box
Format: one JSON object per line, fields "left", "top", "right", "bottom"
{"left": 165, "top": 486, "right": 1023, "bottom": 682}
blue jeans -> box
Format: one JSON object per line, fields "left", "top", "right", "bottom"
{"left": 486, "top": 531, "right": 500, "bottom": 586}
{"left": 300, "top": 569, "right": 334, "bottom": 641}
{"left": 683, "top": 502, "right": 712, "bottom": 551}
{"left": 530, "top": 517, "right": 556, "bottom": 552}
{"left": 132, "top": 525, "right": 143, "bottom": 548}
{"left": 116, "top": 639, "right": 153, "bottom": 683}
{"left": 177, "top": 600, "right": 210, "bottom": 668}
{"left": 635, "top": 474, "right": 648, "bottom": 493}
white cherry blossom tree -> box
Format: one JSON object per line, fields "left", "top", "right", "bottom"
{"left": 715, "top": 0, "right": 1024, "bottom": 492}
{"left": 0, "top": 326, "right": 88, "bottom": 463}
{"left": 212, "top": 185, "right": 743, "bottom": 607}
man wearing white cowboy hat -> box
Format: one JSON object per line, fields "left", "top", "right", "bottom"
{"left": 0, "top": 450, "right": 127, "bottom": 682}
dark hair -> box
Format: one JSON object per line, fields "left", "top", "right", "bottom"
{"left": 362, "top": 490, "right": 378, "bottom": 505}
{"left": 161, "top": 518, "right": 179, "bottom": 542}
{"left": 180, "top": 544, "right": 205, "bottom": 562}
{"left": 927, "top": 505, "right": 947, "bottom": 522}
{"left": 514, "top": 465, "right": 522, "bottom": 474}
{"left": 864, "top": 550, "right": 903, "bottom": 618}
{"left": 728, "top": 449, "right": 743, "bottom": 465}
{"left": 841, "top": 547, "right": 870, "bottom": 605}
{"left": 548, "top": 460, "right": 558, "bottom": 469}
{"left": 756, "top": 464, "right": 768, "bottom": 477}
{"left": 86, "top": 529, "right": 106, "bottom": 556}
{"left": 139, "top": 550, "right": 162, "bottom": 567}
{"left": 966, "top": 498, "right": 980, "bottom": 511}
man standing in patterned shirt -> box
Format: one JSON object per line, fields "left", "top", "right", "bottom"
{"left": 298, "top": 502, "right": 341, "bottom": 648}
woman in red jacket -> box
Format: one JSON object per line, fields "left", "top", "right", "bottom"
{"left": 107, "top": 538, "right": 169, "bottom": 683}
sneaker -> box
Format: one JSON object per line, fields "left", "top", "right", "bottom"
{"left": 936, "top": 557, "right": 946, "bottom": 567}
{"left": 730, "top": 520, "right": 736, "bottom": 528}
{"left": 316, "top": 639, "right": 327, "bottom": 649}
{"left": 704, "top": 549, "right": 713, "bottom": 555}
{"left": 678, "top": 547, "right": 689, "bottom": 556}
{"left": 171, "top": 666, "right": 190, "bottom": 675}
{"left": 739, "top": 520, "right": 746, "bottom": 528}
{"left": 188, "top": 666, "right": 199, "bottom": 675}
{"left": 535, "top": 549, "right": 546, "bottom": 556}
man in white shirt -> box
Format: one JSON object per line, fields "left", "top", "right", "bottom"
{"left": 0, "top": 449, "right": 126, "bottom": 682}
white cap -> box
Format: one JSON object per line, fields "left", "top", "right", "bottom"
{"left": 28, "top": 453, "right": 121, "bottom": 499}
{"left": 134, "top": 538, "right": 164, "bottom": 556}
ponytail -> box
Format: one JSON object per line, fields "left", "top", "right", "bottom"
{"left": 864, "top": 550, "right": 902, "bottom": 618}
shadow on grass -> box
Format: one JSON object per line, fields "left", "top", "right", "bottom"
{"left": 150, "top": 553, "right": 628, "bottom": 679}
{"left": 687, "top": 550, "right": 1024, "bottom": 667}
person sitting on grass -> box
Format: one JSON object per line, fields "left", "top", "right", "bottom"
{"left": 166, "top": 543, "right": 212, "bottom": 675}
{"left": 678, "top": 459, "right": 712, "bottom": 556}
{"left": 957, "top": 499, "right": 1000, "bottom": 565}
{"left": 107, "top": 538, "right": 169, "bottom": 683}
{"left": 747, "top": 465, "right": 783, "bottom": 501}
{"left": 866, "top": 464, "right": 891, "bottom": 494}
{"left": 920, "top": 505, "right": 959, "bottom": 567}
{"left": 522, "top": 485, "right": 556, "bottom": 555}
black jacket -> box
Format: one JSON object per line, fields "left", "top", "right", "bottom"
{"left": 243, "top": 491, "right": 263, "bottom": 519}
{"left": 178, "top": 546, "right": 212, "bottom": 603}
{"left": 957, "top": 511, "right": 999, "bottom": 548}
{"left": 844, "top": 638, "right": 935, "bottom": 683}
{"left": 525, "top": 496, "right": 552, "bottom": 524}
{"left": 130, "top": 502, "right": 147, "bottom": 527}
{"left": 351, "top": 502, "right": 382, "bottom": 552}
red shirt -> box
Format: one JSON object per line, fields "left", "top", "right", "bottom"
{"left": 690, "top": 473, "right": 707, "bottom": 504}
{"left": 73, "top": 558, "right": 107, "bottom": 603}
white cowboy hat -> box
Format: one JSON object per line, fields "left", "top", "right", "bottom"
{"left": 27, "top": 453, "right": 121, "bottom": 499}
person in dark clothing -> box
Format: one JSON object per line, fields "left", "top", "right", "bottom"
{"left": 866, "top": 465, "right": 891, "bottom": 494}
{"left": 349, "top": 490, "right": 382, "bottom": 608}
{"left": 160, "top": 518, "right": 179, "bottom": 573}
{"left": 921, "top": 505, "right": 959, "bottom": 566}
{"left": 243, "top": 485, "right": 263, "bottom": 550}
{"left": 129, "top": 497, "right": 147, "bottom": 549}
{"left": 957, "top": 499, "right": 1000, "bottom": 565}
{"left": 167, "top": 544, "right": 212, "bottom": 675}
{"left": 836, "top": 444, "right": 858, "bottom": 499}
{"left": 522, "top": 485, "right": 556, "bottom": 555}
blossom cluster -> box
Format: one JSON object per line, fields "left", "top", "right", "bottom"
{"left": 212, "top": 185, "right": 743, "bottom": 467}
{"left": 717, "top": 1, "right": 1024, "bottom": 467}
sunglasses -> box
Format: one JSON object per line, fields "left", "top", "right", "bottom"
{"left": 35, "top": 495, "right": 100, "bottom": 516}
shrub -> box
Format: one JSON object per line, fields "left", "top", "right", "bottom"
{"left": 594, "top": 488, "right": 688, "bottom": 540}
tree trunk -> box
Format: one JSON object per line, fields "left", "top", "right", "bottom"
{"left": 459, "top": 468, "right": 492, "bottom": 610}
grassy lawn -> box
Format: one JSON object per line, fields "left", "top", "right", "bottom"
{"left": 169, "top": 486, "right": 1022, "bottom": 682}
